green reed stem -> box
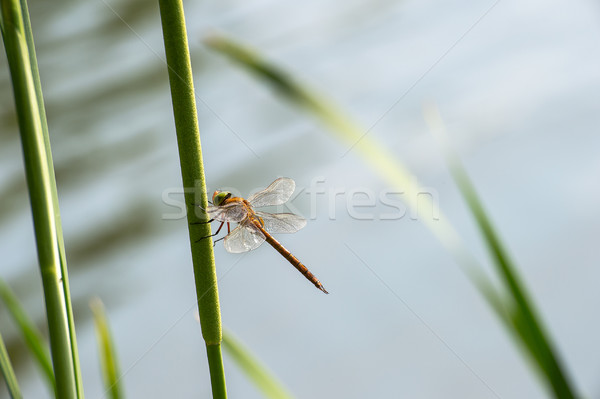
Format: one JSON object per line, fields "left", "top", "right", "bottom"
{"left": 1, "top": 1, "right": 83, "bottom": 397}
{"left": 158, "top": 1, "right": 226, "bottom": 398}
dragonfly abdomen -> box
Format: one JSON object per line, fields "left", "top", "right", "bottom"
{"left": 261, "top": 229, "right": 329, "bottom": 294}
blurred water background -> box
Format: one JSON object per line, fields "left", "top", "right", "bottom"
{"left": 1, "top": 0, "right": 600, "bottom": 397}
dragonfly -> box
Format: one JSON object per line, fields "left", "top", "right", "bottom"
{"left": 200, "top": 177, "right": 328, "bottom": 294}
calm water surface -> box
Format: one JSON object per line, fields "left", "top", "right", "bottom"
{"left": 1, "top": 0, "right": 600, "bottom": 397}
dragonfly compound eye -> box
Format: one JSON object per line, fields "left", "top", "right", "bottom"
{"left": 213, "top": 191, "right": 232, "bottom": 206}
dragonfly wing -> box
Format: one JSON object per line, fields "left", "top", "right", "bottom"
{"left": 247, "top": 177, "right": 296, "bottom": 208}
{"left": 206, "top": 203, "right": 247, "bottom": 222}
{"left": 224, "top": 223, "right": 266, "bottom": 253}
{"left": 256, "top": 211, "right": 306, "bottom": 234}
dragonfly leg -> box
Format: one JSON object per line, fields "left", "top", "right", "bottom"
{"left": 191, "top": 218, "right": 213, "bottom": 225}
{"left": 195, "top": 221, "right": 224, "bottom": 242}
{"left": 193, "top": 203, "right": 207, "bottom": 213}
{"left": 208, "top": 223, "right": 230, "bottom": 247}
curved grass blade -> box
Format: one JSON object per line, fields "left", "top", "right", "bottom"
{"left": 223, "top": 330, "right": 294, "bottom": 399}
{"left": 90, "top": 298, "right": 123, "bottom": 399}
{"left": 0, "top": 278, "right": 55, "bottom": 392}
{"left": 0, "top": 329, "right": 22, "bottom": 399}
{"left": 425, "top": 105, "right": 578, "bottom": 398}
{"left": 158, "top": 2, "right": 226, "bottom": 398}
{"left": 1, "top": 1, "right": 82, "bottom": 397}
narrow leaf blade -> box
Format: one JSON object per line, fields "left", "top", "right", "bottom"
{"left": 426, "top": 105, "right": 578, "bottom": 398}
{"left": 0, "top": 329, "right": 22, "bottom": 399}
{"left": 223, "top": 330, "right": 294, "bottom": 399}
{"left": 0, "top": 278, "right": 55, "bottom": 392}
{"left": 90, "top": 298, "right": 124, "bottom": 399}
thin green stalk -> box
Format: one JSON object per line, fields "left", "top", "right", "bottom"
{"left": 0, "top": 278, "right": 55, "bottom": 392}
{"left": 0, "top": 329, "right": 22, "bottom": 399}
{"left": 90, "top": 298, "right": 123, "bottom": 399}
{"left": 158, "top": 1, "right": 226, "bottom": 398}
{"left": 206, "top": 344, "right": 227, "bottom": 397}
{"left": 1, "top": 1, "right": 82, "bottom": 398}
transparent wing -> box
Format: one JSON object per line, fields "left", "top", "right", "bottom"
{"left": 247, "top": 178, "right": 296, "bottom": 208}
{"left": 206, "top": 203, "right": 247, "bottom": 223}
{"left": 223, "top": 223, "right": 265, "bottom": 253}
{"left": 256, "top": 211, "right": 306, "bottom": 234}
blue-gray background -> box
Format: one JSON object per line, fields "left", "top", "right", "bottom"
{"left": 1, "top": 0, "right": 599, "bottom": 398}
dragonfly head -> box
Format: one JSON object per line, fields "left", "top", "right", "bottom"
{"left": 212, "top": 190, "right": 232, "bottom": 206}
